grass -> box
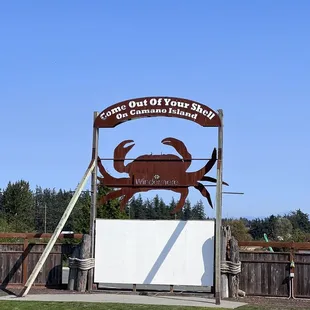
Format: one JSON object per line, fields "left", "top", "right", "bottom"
{"left": 1, "top": 300, "right": 310, "bottom": 310}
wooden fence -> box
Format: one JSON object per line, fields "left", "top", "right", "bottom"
{"left": 239, "top": 241, "right": 310, "bottom": 298}
{"left": 2, "top": 233, "right": 310, "bottom": 299}
{"left": 0, "top": 233, "right": 82, "bottom": 288}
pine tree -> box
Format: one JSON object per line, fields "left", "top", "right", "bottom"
{"left": 191, "top": 200, "right": 206, "bottom": 220}
{"left": 159, "top": 198, "right": 169, "bottom": 219}
{"left": 145, "top": 198, "right": 156, "bottom": 219}
{"left": 285, "top": 209, "right": 310, "bottom": 233}
{"left": 182, "top": 199, "right": 192, "bottom": 220}
{"left": 71, "top": 190, "right": 92, "bottom": 234}
{"left": 153, "top": 195, "right": 161, "bottom": 219}
{"left": 169, "top": 197, "right": 183, "bottom": 220}
{"left": 0, "top": 189, "right": 4, "bottom": 213}
{"left": 96, "top": 185, "right": 128, "bottom": 219}
{"left": 2, "top": 180, "right": 35, "bottom": 232}
{"left": 128, "top": 194, "right": 146, "bottom": 219}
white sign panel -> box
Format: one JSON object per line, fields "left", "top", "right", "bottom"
{"left": 94, "top": 219, "right": 215, "bottom": 286}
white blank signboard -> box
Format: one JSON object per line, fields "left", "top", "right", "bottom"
{"left": 94, "top": 219, "right": 215, "bottom": 286}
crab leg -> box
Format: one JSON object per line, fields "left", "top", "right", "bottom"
{"left": 119, "top": 187, "right": 155, "bottom": 212}
{"left": 119, "top": 191, "right": 137, "bottom": 212}
{"left": 170, "top": 188, "right": 189, "bottom": 214}
{"left": 194, "top": 182, "right": 213, "bottom": 208}
{"left": 98, "top": 187, "right": 141, "bottom": 213}
{"left": 97, "top": 157, "right": 115, "bottom": 184}
{"left": 186, "top": 148, "right": 217, "bottom": 182}
{"left": 201, "top": 176, "right": 229, "bottom": 186}
{"left": 98, "top": 188, "right": 125, "bottom": 205}
{"left": 97, "top": 156, "right": 131, "bottom": 186}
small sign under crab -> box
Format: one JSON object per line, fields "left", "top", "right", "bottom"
{"left": 97, "top": 137, "right": 228, "bottom": 214}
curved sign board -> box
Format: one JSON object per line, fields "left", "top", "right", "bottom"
{"left": 94, "top": 97, "right": 221, "bottom": 128}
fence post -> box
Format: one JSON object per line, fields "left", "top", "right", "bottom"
{"left": 228, "top": 237, "right": 240, "bottom": 298}
{"left": 289, "top": 246, "right": 295, "bottom": 298}
{"left": 22, "top": 238, "right": 29, "bottom": 285}
{"left": 67, "top": 245, "right": 81, "bottom": 291}
{"left": 76, "top": 234, "right": 91, "bottom": 292}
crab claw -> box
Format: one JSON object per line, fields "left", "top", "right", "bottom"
{"left": 161, "top": 137, "right": 185, "bottom": 147}
{"left": 161, "top": 137, "right": 176, "bottom": 145}
{"left": 116, "top": 140, "right": 135, "bottom": 152}
{"left": 161, "top": 137, "right": 192, "bottom": 169}
{"left": 114, "top": 140, "right": 135, "bottom": 173}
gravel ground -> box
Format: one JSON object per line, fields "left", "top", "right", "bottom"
{"left": 235, "top": 296, "right": 310, "bottom": 309}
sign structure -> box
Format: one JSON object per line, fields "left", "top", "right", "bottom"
{"left": 91, "top": 96, "right": 225, "bottom": 304}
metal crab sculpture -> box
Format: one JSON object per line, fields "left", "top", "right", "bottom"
{"left": 97, "top": 137, "right": 228, "bottom": 214}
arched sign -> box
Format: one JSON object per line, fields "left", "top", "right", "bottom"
{"left": 94, "top": 96, "right": 221, "bottom": 128}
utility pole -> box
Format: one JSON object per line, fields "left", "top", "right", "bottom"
{"left": 215, "top": 109, "right": 224, "bottom": 305}
{"left": 44, "top": 203, "right": 47, "bottom": 233}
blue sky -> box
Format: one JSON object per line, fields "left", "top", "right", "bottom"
{"left": 0, "top": 1, "right": 309, "bottom": 219}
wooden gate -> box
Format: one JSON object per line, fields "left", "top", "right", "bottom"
{"left": 239, "top": 251, "right": 290, "bottom": 297}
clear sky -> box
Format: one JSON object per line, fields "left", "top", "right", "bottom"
{"left": 0, "top": 1, "right": 309, "bottom": 219}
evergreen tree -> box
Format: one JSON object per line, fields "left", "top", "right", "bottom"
{"left": 2, "top": 180, "right": 35, "bottom": 232}
{"left": 239, "top": 217, "right": 251, "bottom": 227}
{"left": 169, "top": 197, "right": 183, "bottom": 220}
{"left": 34, "top": 186, "right": 59, "bottom": 233}
{"left": 56, "top": 189, "right": 74, "bottom": 231}
{"left": 127, "top": 196, "right": 137, "bottom": 219}
{"left": 128, "top": 194, "right": 146, "bottom": 219}
{"left": 0, "top": 217, "right": 12, "bottom": 232}
{"left": 145, "top": 198, "right": 156, "bottom": 219}
{"left": 249, "top": 218, "right": 266, "bottom": 240}
{"left": 0, "top": 189, "right": 3, "bottom": 213}
{"left": 71, "top": 190, "right": 92, "bottom": 233}
{"left": 36, "top": 187, "right": 77, "bottom": 233}
{"left": 96, "top": 185, "right": 128, "bottom": 219}
{"left": 34, "top": 186, "right": 46, "bottom": 232}
{"left": 192, "top": 200, "right": 206, "bottom": 220}
{"left": 153, "top": 195, "right": 161, "bottom": 219}
{"left": 249, "top": 215, "right": 278, "bottom": 240}
{"left": 182, "top": 199, "right": 192, "bottom": 220}
{"left": 285, "top": 209, "right": 310, "bottom": 233}
{"left": 159, "top": 197, "right": 169, "bottom": 219}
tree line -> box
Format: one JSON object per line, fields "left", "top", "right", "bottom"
{"left": 223, "top": 211, "right": 310, "bottom": 242}
{"left": 0, "top": 179, "right": 310, "bottom": 243}
{"left": 0, "top": 180, "right": 206, "bottom": 234}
